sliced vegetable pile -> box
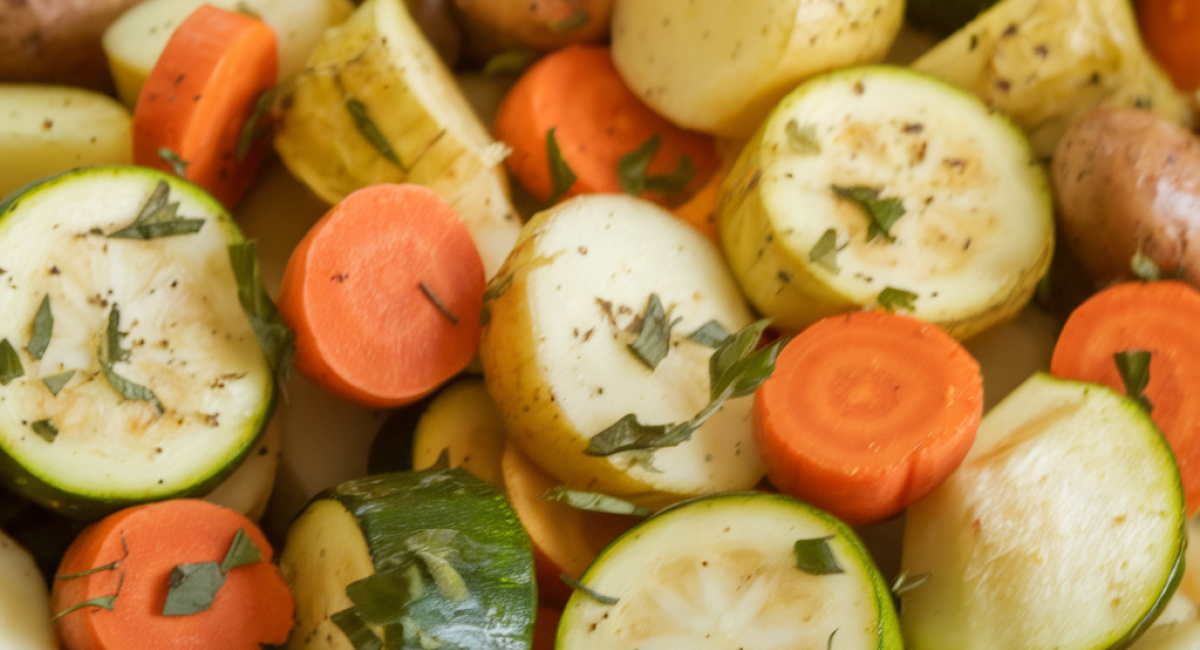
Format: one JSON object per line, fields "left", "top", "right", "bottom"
{"left": 2, "top": 0, "right": 1200, "bottom": 648}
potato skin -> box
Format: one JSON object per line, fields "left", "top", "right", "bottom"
{"left": 454, "top": 0, "right": 613, "bottom": 63}
{"left": 0, "top": 0, "right": 148, "bottom": 92}
{"left": 1052, "top": 106, "right": 1200, "bottom": 289}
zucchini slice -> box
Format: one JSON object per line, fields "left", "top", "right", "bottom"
{"left": 558, "top": 492, "right": 902, "bottom": 650}
{"left": 0, "top": 166, "right": 276, "bottom": 518}
{"left": 279, "top": 468, "right": 536, "bottom": 650}
{"left": 718, "top": 65, "right": 1053, "bottom": 338}
{"left": 901, "top": 373, "right": 1186, "bottom": 650}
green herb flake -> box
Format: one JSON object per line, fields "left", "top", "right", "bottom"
{"left": 99, "top": 352, "right": 162, "bottom": 414}
{"left": 107, "top": 181, "right": 205, "bottom": 240}
{"left": 27, "top": 294, "right": 53, "bottom": 360}
{"left": 587, "top": 319, "right": 785, "bottom": 456}
{"left": 228, "top": 242, "right": 295, "bottom": 384}
{"left": 54, "top": 589, "right": 121, "bottom": 620}
{"left": 828, "top": 628, "right": 838, "bottom": 650}
{"left": 687, "top": 320, "right": 730, "bottom": 348}
{"left": 541, "top": 486, "right": 653, "bottom": 517}
{"left": 220, "top": 528, "right": 262, "bottom": 573}
{"left": 560, "top": 574, "right": 618, "bottom": 604}
{"left": 31, "top": 419, "right": 58, "bottom": 443}
{"left": 234, "top": 1, "right": 262, "bottom": 19}
{"left": 1114, "top": 349, "right": 1153, "bottom": 413}
{"left": 346, "top": 98, "right": 403, "bottom": 168}
{"left": 552, "top": 9, "right": 590, "bottom": 32}
{"left": 785, "top": 119, "right": 821, "bottom": 155}
{"left": 809, "top": 228, "right": 843, "bottom": 273}
{"left": 42, "top": 370, "right": 75, "bottom": 396}
{"left": 237, "top": 87, "right": 276, "bottom": 161}
{"left": 483, "top": 49, "right": 538, "bottom": 75}
{"left": 1134, "top": 96, "right": 1153, "bottom": 110}
{"left": 419, "top": 282, "right": 460, "bottom": 325}
{"left": 628, "top": 293, "right": 679, "bottom": 370}
{"left": 158, "top": 147, "right": 189, "bottom": 177}
{"left": 1130, "top": 250, "right": 1177, "bottom": 281}
{"left": 57, "top": 535, "right": 128, "bottom": 580}
{"left": 832, "top": 185, "right": 906, "bottom": 243}
{"left": 162, "top": 562, "right": 225, "bottom": 616}
{"left": 546, "top": 127, "right": 577, "bottom": 204}
{"left": 877, "top": 287, "right": 918, "bottom": 313}
{"left": 0, "top": 339, "right": 24, "bottom": 386}
{"left": 106, "top": 305, "right": 130, "bottom": 363}
{"left": 331, "top": 607, "right": 384, "bottom": 650}
{"left": 891, "top": 570, "right": 931, "bottom": 597}
{"left": 347, "top": 562, "right": 428, "bottom": 626}
{"left": 483, "top": 272, "right": 514, "bottom": 302}
{"left": 618, "top": 134, "right": 695, "bottom": 198}
{"left": 793, "top": 536, "right": 844, "bottom": 575}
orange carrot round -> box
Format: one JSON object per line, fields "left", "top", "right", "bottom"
{"left": 500, "top": 444, "right": 640, "bottom": 608}
{"left": 1139, "top": 0, "right": 1200, "bottom": 91}
{"left": 1051, "top": 280, "right": 1200, "bottom": 515}
{"left": 753, "top": 310, "right": 983, "bottom": 525}
{"left": 493, "top": 45, "right": 719, "bottom": 207}
{"left": 278, "top": 183, "right": 485, "bottom": 408}
{"left": 132, "top": 5, "right": 277, "bottom": 208}
{"left": 51, "top": 499, "right": 293, "bottom": 650}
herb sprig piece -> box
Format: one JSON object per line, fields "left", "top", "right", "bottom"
{"left": 627, "top": 293, "right": 680, "bottom": 370}
{"left": 0, "top": 338, "right": 24, "bottom": 386}
{"left": 1114, "top": 349, "right": 1153, "bottom": 413}
{"left": 793, "top": 536, "right": 844, "bottom": 575}
{"left": 587, "top": 320, "right": 784, "bottom": 456}
{"left": 228, "top": 241, "right": 294, "bottom": 384}
{"left": 618, "top": 134, "right": 695, "bottom": 198}
{"left": 107, "top": 181, "right": 205, "bottom": 240}
{"left": 546, "top": 127, "right": 577, "bottom": 204}
{"left": 27, "top": 294, "right": 53, "bottom": 360}
{"left": 541, "top": 486, "right": 654, "bottom": 517}
{"left": 162, "top": 528, "right": 264, "bottom": 616}
{"left": 98, "top": 306, "right": 162, "bottom": 414}
{"left": 832, "top": 185, "right": 905, "bottom": 243}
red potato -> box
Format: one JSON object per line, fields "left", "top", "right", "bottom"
{"left": 1052, "top": 106, "right": 1200, "bottom": 290}
{"left": 0, "top": 0, "right": 148, "bottom": 92}
{"left": 454, "top": 0, "right": 613, "bottom": 62}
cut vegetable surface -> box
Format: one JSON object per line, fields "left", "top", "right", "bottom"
{"left": 0, "top": 166, "right": 277, "bottom": 519}
{"left": 493, "top": 45, "right": 719, "bottom": 207}
{"left": 132, "top": 4, "right": 278, "bottom": 208}
{"left": 51, "top": 499, "right": 293, "bottom": 650}
{"left": 278, "top": 183, "right": 485, "bottom": 408}
{"left": 719, "top": 65, "right": 1053, "bottom": 337}
{"left": 411, "top": 378, "right": 507, "bottom": 486}
{"left": 1050, "top": 280, "right": 1200, "bottom": 516}
{"left": 901, "top": 372, "right": 1186, "bottom": 650}
{"left": 278, "top": 467, "right": 536, "bottom": 650}
{"left": 0, "top": 84, "right": 132, "bottom": 199}
{"left": 610, "top": 0, "right": 904, "bottom": 137}
{"left": 754, "top": 310, "right": 983, "bottom": 525}
{"left": 479, "top": 194, "right": 763, "bottom": 508}
{"left": 273, "top": 0, "right": 520, "bottom": 278}
{"left": 0, "top": 529, "right": 56, "bottom": 650}
{"left": 557, "top": 491, "right": 902, "bottom": 650}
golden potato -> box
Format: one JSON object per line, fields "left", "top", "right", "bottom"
{"left": 0, "top": 0, "right": 147, "bottom": 92}
{"left": 1052, "top": 106, "right": 1200, "bottom": 289}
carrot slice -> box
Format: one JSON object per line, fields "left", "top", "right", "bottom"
{"left": 1050, "top": 280, "right": 1200, "bottom": 515}
{"left": 51, "top": 499, "right": 293, "bottom": 650}
{"left": 501, "top": 444, "right": 641, "bottom": 608}
{"left": 132, "top": 5, "right": 277, "bottom": 208}
{"left": 753, "top": 310, "right": 983, "bottom": 525}
{"left": 278, "top": 183, "right": 485, "bottom": 408}
{"left": 1139, "top": 0, "right": 1200, "bottom": 91}
{"left": 493, "top": 45, "right": 719, "bottom": 207}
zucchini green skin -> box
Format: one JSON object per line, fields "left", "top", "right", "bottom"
{"left": 0, "top": 166, "right": 276, "bottom": 519}
{"left": 326, "top": 468, "right": 536, "bottom": 649}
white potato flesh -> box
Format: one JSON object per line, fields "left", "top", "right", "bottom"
{"left": 204, "top": 415, "right": 283, "bottom": 521}
{"left": 481, "top": 194, "right": 761, "bottom": 507}
{"left": 911, "top": 0, "right": 1189, "bottom": 158}
{"left": 0, "top": 530, "right": 55, "bottom": 650}
{"left": 273, "top": 0, "right": 520, "bottom": 278}
{"left": 411, "top": 378, "right": 507, "bottom": 487}
{"left": 719, "top": 65, "right": 1053, "bottom": 338}
{"left": 102, "top": 0, "right": 356, "bottom": 108}
{"left": 610, "top": 0, "right": 904, "bottom": 137}
{"left": 0, "top": 85, "right": 131, "bottom": 200}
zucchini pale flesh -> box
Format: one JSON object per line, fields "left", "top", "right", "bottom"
{"left": 0, "top": 166, "right": 276, "bottom": 518}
